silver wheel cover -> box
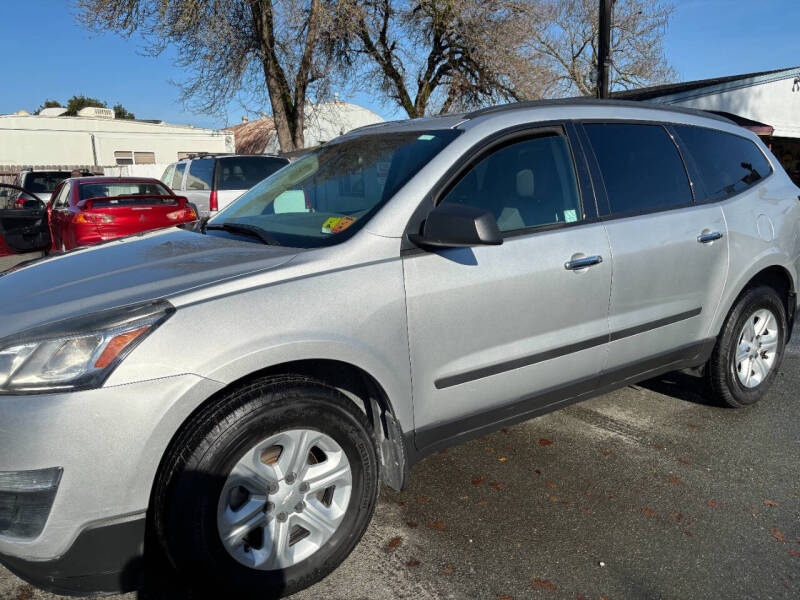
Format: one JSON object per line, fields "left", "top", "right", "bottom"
{"left": 734, "top": 308, "right": 778, "bottom": 389}
{"left": 217, "top": 429, "right": 352, "bottom": 570}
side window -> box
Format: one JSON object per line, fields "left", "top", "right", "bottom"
{"left": 172, "top": 163, "right": 187, "bottom": 190}
{"left": 440, "top": 133, "right": 583, "bottom": 233}
{"left": 161, "top": 164, "right": 175, "bottom": 186}
{"left": 186, "top": 158, "right": 215, "bottom": 190}
{"left": 54, "top": 184, "right": 70, "bottom": 209}
{"left": 584, "top": 123, "right": 692, "bottom": 215}
{"left": 673, "top": 125, "right": 772, "bottom": 202}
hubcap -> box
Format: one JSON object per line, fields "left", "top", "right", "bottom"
{"left": 734, "top": 308, "right": 778, "bottom": 388}
{"left": 217, "top": 429, "right": 352, "bottom": 571}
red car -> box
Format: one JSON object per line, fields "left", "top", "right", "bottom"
{"left": 47, "top": 177, "right": 197, "bottom": 251}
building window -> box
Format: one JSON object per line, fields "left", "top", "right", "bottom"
{"left": 114, "top": 151, "right": 134, "bottom": 165}
{"left": 114, "top": 151, "right": 157, "bottom": 165}
{"left": 134, "top": 152, "right": 156, "bottom": 165}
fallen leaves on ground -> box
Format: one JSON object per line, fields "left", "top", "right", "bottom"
{"left": 531, "top": 578, "right": 557, "bottom": 591}
{"left": 788, "top": 549, "right": 800, "bottom": 558}
{"left": 416, "top": 496, "right": 431, "bottom": 503}
{"left": 669, "top": 512, "right": 683, "bottom": 521}
{"left": 427, "top": 521, "right": 445, "bottom": 531}
{"left": 581, "top": 507, "right": 592, "bottom": 515}
{"left": 668, "top": 475, "right": 683, "bottom": 485}
{"left": 539, "top": 438, "right": 554, "bottom": 446}
{"left": 549, "top": 496, "right": 560, "bottom": 503}
{"left": 498, "top": 457, "right": 508, "bottom": 462}
{"left": 443, "top": 565, "right": 453, "bottom": 574}
{"left": 679, "top": 458, "right": 692, "bottom": 466}
{"left": 477, "top": 500, "right": 489, "bottom": 507}
{"left": 651, "top": 444, "right": 666, "bottom": 450}
{"left": 407, "top": 559, "right": 420, "bottom": 567}
{"left": 770, "top": 527, "right": 787, "bottom": 543}
{"left": 406, "top": 521, "right": 418, "bottom": 528}
{"left": 388, "top": 537, "right": 402, "bottom": 549}
{"left": 545, "top": 481, "right": 557, "bottom": 489}
{"left": 498, "top": 594, "right": 514, "bottom": 600}
{"left": 489, "top": 481, "right": 506, "bottom": 490}
{"left": 705, "top": 500, "right": 721, "bottom": 508}
{"left": 763, "top": 499, "right": 779, "bottom": 507}
{"left": 601, "top": 449, "right": 613, "bottom": 456}
{"left": 641, "top": 508, "right": 656, "bottom": 517}
{"left": 472, "top": 476, "right": 486, "bottom": 486}
{"left": 486, "top": 447, "right": 496, "bottom": 454}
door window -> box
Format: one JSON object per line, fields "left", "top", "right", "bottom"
{"left": 440, "top": 133, "right": 583, "bottom": 233}
{"left": 584, "top": 123, "right": 692, "bottom": 215}
{"left": 171, "top": 163, "right": 187, "bottom": 190}
{"left": 53, "top": 184, "right": 70, "bottom": 209}
{"left": 186, "top": 158, "right": 215, "bottom": 190}
{"left": 673, "top": 125, "right": 772, "bottom": 202}
{"left": 161, "top": 164, "right": 175, "bottom": 186}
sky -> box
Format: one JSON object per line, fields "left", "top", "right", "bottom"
{"left": 0, "top": 0, "right": 797, "bottom": 129}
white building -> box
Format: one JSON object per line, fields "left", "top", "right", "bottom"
{"left": 617, "top": 66, "right": 800, "bottom": 184}
{"left": 0, "top": 107, "right": 234, "bottom": 171}
{"left": 227, "top": 100, "right": 384, "bottom": 155}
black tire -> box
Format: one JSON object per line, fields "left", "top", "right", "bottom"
{"left": 152, "top": 375, "right": 379, "bottom": 599}
{"left": 707, "top": 285, "right": 787, "bottom": 407}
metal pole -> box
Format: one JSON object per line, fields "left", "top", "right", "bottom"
{"left": 597, "top": 0, "right": 613, "bottom": 98}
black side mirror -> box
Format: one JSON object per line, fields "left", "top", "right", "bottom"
{"left": 409, "top": 202, "right": 503, "bottom": 248}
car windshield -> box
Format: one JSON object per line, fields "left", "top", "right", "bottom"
{"left": 79, "top": 181, "right": 170, "bottom": 200}
{"left": 207, "top": 130, "right": 460, "bottom": 248}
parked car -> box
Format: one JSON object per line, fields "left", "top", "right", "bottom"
{"left": 12, "top": 170, "right": 89, "bottom": 208}
{"left": 161, "top": 154, "right": 289, "bottom": 216}
{"left": 1, "top": 100, "right": 798, "bottom": 598}
{"left": 47, "top": 176, "right": 197, "bottom": 251}
{"left": 0, "top": 184, "right": 50, "bottom": 269}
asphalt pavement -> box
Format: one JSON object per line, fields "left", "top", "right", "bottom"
{"left": 3, "top": 336, "right": 798, "bottom": 600}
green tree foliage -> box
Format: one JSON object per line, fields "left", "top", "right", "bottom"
{"left": 35, "top": 99, "right": 63, "bottom": 114}
{"left": 113, "top": 103, "right": 136, "bottom": 119}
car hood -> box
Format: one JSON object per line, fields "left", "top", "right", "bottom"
{"left": 0, "top": 228, "right": 300, "bottom": 339}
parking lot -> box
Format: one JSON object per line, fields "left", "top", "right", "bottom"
{"left": 2, "top": 335, "right": 798, "bottom": 600}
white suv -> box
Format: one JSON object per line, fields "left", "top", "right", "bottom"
{"left": 162, "top": 154, "right": 289, "bottom": 216}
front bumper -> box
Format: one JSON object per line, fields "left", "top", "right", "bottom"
{"left": 0, "top": 374, "right": 224, "bottom": 594}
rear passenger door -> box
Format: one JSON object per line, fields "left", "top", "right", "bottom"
{"left": 403, "top": 126, "right": 612, "bottom": 449}
{"left": 578, "top": 122, "right": 729, "bottom": 376}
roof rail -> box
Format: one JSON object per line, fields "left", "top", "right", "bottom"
{"left": 465, "top": 98, "right": 735, "bottom": 124}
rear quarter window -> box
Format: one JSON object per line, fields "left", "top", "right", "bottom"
{"left": 673, "top": 125, "right": 772, "bottom": 202}
{"left": 217, "top": 157, "right": 288, "bottom": 191}
{"left": 186, "top": 158, "right": 215, "bottom": 190}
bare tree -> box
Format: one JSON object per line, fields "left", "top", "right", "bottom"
{"left": 77, "top": 0, "right": 335, "bottom": 152}
{"left": 334, "top": 0, "right": 553, "bottom": 118}
{"left": 529, "top": 0, "right": 676, "bottom": 97}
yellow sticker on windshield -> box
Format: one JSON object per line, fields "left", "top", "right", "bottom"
{"left": 321, "top": 217, "right": 342, "bottom": 233}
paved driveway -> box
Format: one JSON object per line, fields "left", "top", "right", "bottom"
{"left": 3, "top": 336, "right": 799, "bottom": 599}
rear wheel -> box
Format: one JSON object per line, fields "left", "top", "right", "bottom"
{"left": 153, "top": 376, "right": 379, "bottom": 598}
{"left": 707, "top": 285, "right": 787, "bottom": 407}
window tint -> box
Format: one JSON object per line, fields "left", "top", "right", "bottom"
{"left": 186, "top": 158, "right": 215, "bottom": 190}
{"left": 673, "top": 125, "right": 772, "bottom": 201}
{"left": 217, "top": 157, "right": 287, "bottom": 191}
{"left": 440, "top": 133, "right": 582, "bottom": 232}
{"left": 23, "top": 172, "right": 70, "bottom": 194}
{"left": 79, "top": 182, "right": 169, "bottom": 200}
{"left": 584, "top": 123, "right": 692, "bottom": 215}
{"left": 54, "top": 184, "right": 70, "bottom": 209}
{"left": 171, "top": 163, "right": 187, "bottom": 190}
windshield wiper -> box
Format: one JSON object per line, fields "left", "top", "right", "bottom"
{"left": 205, "top": 222, "right": 281, "bottom": 246}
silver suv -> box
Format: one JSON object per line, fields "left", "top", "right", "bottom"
{"left": 1, "top": 100, "right": 798, "bottom": 598}
{"left": 162, "top": 154, "right": 289, "bottom": 216}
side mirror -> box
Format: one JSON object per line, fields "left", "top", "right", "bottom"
{"left": 409, "top": 203, "right": 503, "bottom": 248}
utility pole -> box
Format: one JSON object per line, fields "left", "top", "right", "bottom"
{"left": 596, "top": 0, "right": 613, "bottom": 98}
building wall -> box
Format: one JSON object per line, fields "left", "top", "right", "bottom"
{"left": 656, "top": 76, "right": 800, "bottom": 138}
{"left": 0, "top": 115, "right": 234, "bottom": 167}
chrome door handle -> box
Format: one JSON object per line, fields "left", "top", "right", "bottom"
{"left": 697, "top": 231, "right": 723, "bottom": 244}
{"left": 564, "top": 255, "right": 603, "bottom": 270}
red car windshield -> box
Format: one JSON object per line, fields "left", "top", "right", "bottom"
{"left": 79, "top": 181, "right": 170, "bottom": 200}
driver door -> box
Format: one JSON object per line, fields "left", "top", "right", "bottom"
{"left": 0, "top": 184, "right": 51, "bottom": 256}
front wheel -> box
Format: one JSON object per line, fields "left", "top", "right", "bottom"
{"left": 153, "top": 376, "right": 379, "bottom": 598}
{"left": 707, "top": 285, "right": 787, "bottom": 407}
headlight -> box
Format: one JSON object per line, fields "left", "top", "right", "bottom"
{"left": 0, "top": 300, "right": 174, "bottom": 394}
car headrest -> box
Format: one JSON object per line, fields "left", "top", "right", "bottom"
{"left": 516, "top": 169, "right": 534, "bottom": 198}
